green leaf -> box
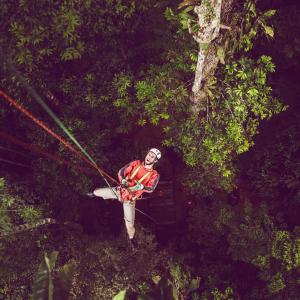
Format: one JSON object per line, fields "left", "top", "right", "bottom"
{"left": 187, "top": 277, "right": 200, "bottom": 293}
{"left": 200, "top": 43, "right": 209, "bottom": 51}
{"left": 263, "top": 25, "right": 274, "bottom": 38}
{"left": 113, "top": 290, "right": 127, "bottom": 300}
{"left": 54, "top": 262, "right": 76, "bottom": 300}
{"left": 164, "top": 8, "right": 175, "bottom": 21}
{"left": 61, "top": 47, "right": 81, "bottom": 60}
{"left": 30, "top": 251, "right": 58, "bottom": 300}
{"left": 268, "top": 273, "right": 286, "bottom": 294}
{"left": 138, "top": 119, "right": 147, "bottom": 126}
{"left": 152, "top": 275, "right": 161, "bottom": 284}
{"left": 247, "top": 88, "right": 259, "bottom": 98}
{"left": 263, "top": 9, "right": 276, "bottom": 18}
{"left": 181, "top": 6, "right": 194, "bottom": 14}
{"left": 0, "top": 178, "right": 4, "bottom": 189}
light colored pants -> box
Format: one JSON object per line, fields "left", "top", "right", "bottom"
{"left": 93, "top": 187, "right": 136, "bottom": 239}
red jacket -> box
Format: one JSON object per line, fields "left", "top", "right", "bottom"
{"left": 118, "top": 160, "right": 159, "bottom": 202}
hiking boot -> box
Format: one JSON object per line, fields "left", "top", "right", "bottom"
{"left": 129, "top": 237, "right": 138, "bottom": 251}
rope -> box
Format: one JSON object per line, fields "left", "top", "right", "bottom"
{"left": 0, "top": 90, "right": 117, "bottom": 184}
{"left": 134, "top": 207, "right": 158, "bottom": 224}
{"left": 0, "top": 158, "right": 31, "bottom": 168}
{"left": 0, "top": 145, "right": 29, "bottom": 158}
{"left": 0, "top": 54, "right": 134, "bottom": 200}
{"left": 0, "top": 131, "right": 96, "bottom": 176}
{"left": 4, "top": 61, "right": 114, "bottom": 181}
{"left": 0, "top": 59, "right": 156, "bottom": 224}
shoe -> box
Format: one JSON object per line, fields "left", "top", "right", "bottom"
{"left": 129, "top": 237, "right": 138, "bottom": 251}
{"left": 86, "top": 192, "right": 95, "bottom": 198}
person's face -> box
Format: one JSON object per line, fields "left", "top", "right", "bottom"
{"left": 144, "top": 151, "right": 157, "bottom": 165}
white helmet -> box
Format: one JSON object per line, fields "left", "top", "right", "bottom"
{"left": 149, "top": 148, "right": 161, "bottom": 160}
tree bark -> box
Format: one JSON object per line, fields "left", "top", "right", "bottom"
{"left": 189, "top": 0, "right": 235, "bottom": 107}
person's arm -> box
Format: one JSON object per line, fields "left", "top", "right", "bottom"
{"left": 128, "top": 171, "right": 159, "bottom": 200}
{"left": 127, "top": 170, "right": 159, "bottom": 193}
{"left": 143, "top": 171, "right": 160, "bottom": 193}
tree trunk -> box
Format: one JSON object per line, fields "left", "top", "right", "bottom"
{"left": 189, "top": 0, "right": 235, "bottom": 108}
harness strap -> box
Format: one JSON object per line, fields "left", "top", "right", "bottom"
{"left": 138, "top": 170, "right": 152, "bottom": 184}
{"left": 128, "top": 164, "right": 152, "bottom": 184}
{"left": 129, "top": 165, "right": 141, "bottom": 180}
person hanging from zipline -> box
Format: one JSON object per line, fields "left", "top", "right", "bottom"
{"left": 87, "top": 148, "right": 161, "bottom": 250}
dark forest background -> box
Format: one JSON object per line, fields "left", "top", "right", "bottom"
{"left": 1, "top": 0, "right": 300, "bottom": 299}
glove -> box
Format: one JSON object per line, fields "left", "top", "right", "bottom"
{"left": 121, "top": 178, "right": 129, "bottom": 187}
{"left": 128, "top": 182, "right": 144, "bottom": 191}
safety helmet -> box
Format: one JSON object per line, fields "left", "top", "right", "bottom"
{"left": 149, "top": 148, "right": 161, "bottom": 160}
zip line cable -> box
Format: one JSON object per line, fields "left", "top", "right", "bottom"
{"left": 0, "top": 90, "right": 89, "bottom": 165}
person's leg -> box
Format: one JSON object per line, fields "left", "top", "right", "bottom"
{"left": 123, "top": 201, "right": 136, "bottom": 239}
{"left": 93, "top": 187, "right": 120, "bottom": 200}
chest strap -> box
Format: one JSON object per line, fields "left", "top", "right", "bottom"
{"left": 128, "top": 165, "right": 152, "bottom": 184}
{"left": 129, "top": 165, "right": 141, "bottom": 180}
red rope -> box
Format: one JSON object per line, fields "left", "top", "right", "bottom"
{"left": 0, "top": 131, "right": 96, "bottom": 176}
{"left": 0, "top": 90, "right": 118, "bottom": 184}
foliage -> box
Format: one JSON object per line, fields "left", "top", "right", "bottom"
{"left": 0, "top": 178, "right": 13, "bottom": 232}
{"left": 199, "top": 55, "right": 285, "bottom": 175}
{"left": 0, "top": 178, "right": 51, "bottom": 299}
{"left": 246, "top": 123, "right": 300, "bottom": 203}
{"left": 0, "top": 177, "right": 42, "bottom": 234}
{"left": 30, "top": 251, "right": 76, "bottom": 300}
{"left": 68, "top": 228, "right": 168, "bottom": 299}
{"left": 114, "top": 262, "right": 236, "bottom": 300}
{"left": 1, "top": 1, "right": 299, "bottom": 300}
{"left": 187, "top": 198, "right": 300, "bottom": 299}
{"left": 109, "top": 0, "right": 285, "bottom": 193}
{"left": 0, "top": 0, "right": 285, "bottom": 192}
{"left": 268, "top": 3, "right": 300, "bottom": 71}
{"left": 30, "top": 251, "right": 58, "bottom": 300}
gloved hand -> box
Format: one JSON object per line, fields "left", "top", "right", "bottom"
{"left": 121, "top": 178, "right": 129, "bottom": 187}
{"left": 128, "top": 182, "right": 144, "bottom": 191}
